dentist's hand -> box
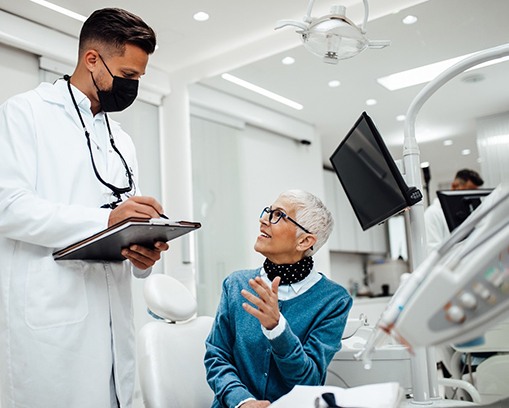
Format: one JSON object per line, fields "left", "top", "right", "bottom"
{"left": 121, "top": 241, "right": 168, "bottom": 270}
{"left": 108, "top": 196, "right": 164, "bottom": 226}
{"left": 241, "top": 276, "right": 281, "bottom": 330}
{"left": 110, "top": 196, "right": 170, "bottom": 269}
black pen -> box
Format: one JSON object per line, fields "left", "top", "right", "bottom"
{"left": 158, "top": 213, "right": 169, "bottom": 219}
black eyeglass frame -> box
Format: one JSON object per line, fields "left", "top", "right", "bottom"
{"left": 260, "top": 207, "right": 312, "bottom": 234}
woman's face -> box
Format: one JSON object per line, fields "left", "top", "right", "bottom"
{"left": 254, "top": 196, "right": 304, "bottom": 264}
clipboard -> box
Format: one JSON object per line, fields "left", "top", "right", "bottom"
{"left": 53, "top": 217, "right": 201, "bottom": 261}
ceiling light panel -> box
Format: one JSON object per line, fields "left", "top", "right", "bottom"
{"left": 29, "top": 0, "right": 86, "bottom": 21}
{"left": 377, "top": 52, "right": 509, "bottom": 91}
{"left": 221, "top": 73, "right": 303, "bottom": 111}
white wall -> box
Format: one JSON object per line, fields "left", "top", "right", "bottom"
{"left": 477, "top": 111, "right": 509, "bottom": 187}
{"left": 190, "top": 116, "right": 249, "bottom": 315}
{"left": 329, "top": 252, "right": 366, "bottom": 292}
{"left": 0, "top": 43, "right": 39, "bottom": 103}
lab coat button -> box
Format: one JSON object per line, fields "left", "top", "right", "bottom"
{"left": 264, "top": 373, "right": 268, "bottom": 377}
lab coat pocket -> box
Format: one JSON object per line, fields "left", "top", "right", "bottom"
{"left": 25, "top": 257, "right": 89, "bottom": 329}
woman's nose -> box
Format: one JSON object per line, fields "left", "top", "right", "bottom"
{"left": 259, "top": 215, "right": 270, "bottom": 225}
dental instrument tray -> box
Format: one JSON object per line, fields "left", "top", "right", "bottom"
{"left": 53, "top": 217, "right": 201, "bottom": 261}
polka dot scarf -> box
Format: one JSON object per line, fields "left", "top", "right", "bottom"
{"left": 263, "top": 256, "right": 314, "bottom": 285}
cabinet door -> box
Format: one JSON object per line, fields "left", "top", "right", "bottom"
{"left": 369, "top": 222, "right": 388, "bottom": 254}
{"left": 325, "top": 171, "right": 358, "bottom": 252}
{"left": 323, "top": 170, "right": 341, "bottom": 250}
{"left": 324, "top": 170, "right": 387, "bottom": 254}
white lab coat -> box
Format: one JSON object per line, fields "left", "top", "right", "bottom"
{"left": 0, "top": 80, "right": 145, "bottom": 408}
{"left": 423, "top": 198, "right": 450, "bottom": 254}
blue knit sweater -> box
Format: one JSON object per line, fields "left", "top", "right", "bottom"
{"left": 205, "top": 268, "right": 352, "bottom": 408}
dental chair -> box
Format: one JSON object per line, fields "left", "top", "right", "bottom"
{"left": 137, "top": 273, "right": 214, "bottom": 408}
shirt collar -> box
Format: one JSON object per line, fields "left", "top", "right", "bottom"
{"left": 260, "top": 266, "right": 320, "bottom": 295}
{"left": 66, "top": 81, "right": 95, "bottom": 114}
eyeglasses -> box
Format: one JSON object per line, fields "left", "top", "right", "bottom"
{"left": 260, "top": 207, "right": 312, "bottom": 234}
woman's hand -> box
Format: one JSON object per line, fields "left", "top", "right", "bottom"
{"left": 241, "top": 276, "right": 281, "bottom": 330}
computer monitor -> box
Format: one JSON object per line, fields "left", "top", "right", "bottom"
{"left": 437, "top": 188, "right": 494, "bottom": 232}
{"left": 329, "top": 111, "right": 422, "bottom": 231}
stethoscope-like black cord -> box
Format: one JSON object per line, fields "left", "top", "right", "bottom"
{"left": 65, "top": 75, "right": 134, "bottom": 208}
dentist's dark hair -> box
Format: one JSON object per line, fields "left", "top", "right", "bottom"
{"left": 78, "top": 8, "right": 156, "bottom": 57}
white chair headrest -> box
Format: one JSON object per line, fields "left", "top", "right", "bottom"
{"left": 143, "top": 274, "right": 197, "bottom": 322}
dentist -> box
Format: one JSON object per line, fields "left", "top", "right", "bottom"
{"left": 0, "top": 8, "right": 168, "bottom": 408}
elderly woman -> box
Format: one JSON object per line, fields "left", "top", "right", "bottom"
{"left": 205, "top": 189, "right": 352, "bottom": 408}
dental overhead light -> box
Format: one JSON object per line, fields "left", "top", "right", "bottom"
{"left": 275, "top": 0, "right": 390, "bottom": 64}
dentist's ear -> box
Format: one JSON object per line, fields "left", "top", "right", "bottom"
{"left": 83, "top": 49, "right": 100, "bottom": 71}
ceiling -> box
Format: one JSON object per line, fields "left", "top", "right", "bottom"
{"left": 1, "top": 0, "right": 508, "bottom": 187}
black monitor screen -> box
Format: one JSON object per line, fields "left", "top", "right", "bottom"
{"left": 437, "top": 189, "right": 493, "bottom": 232}
{"left": 329, "top": 112, "right": 420, "bottom": 231}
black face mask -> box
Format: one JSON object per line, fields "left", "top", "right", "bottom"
{"left": 92, "top": 55, "right": 139, "bottom": 112}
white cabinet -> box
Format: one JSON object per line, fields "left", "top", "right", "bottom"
{"left": 324, "top": 170, "right": 387, "bottom": 254}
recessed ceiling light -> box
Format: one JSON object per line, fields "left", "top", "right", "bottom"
{"left": 328, "top": 80, "right": 341, "bottom": 88}
{"left": 443, "top": 139, "right": 453, "bottom": 146}
{"left": 193, "top": 11, "right": 209, "bottom": 22}
{"left": 29, "top": 0, "right": 86, "bottom": 21}
{"left": 396, "top": 114, "right": 406, "bottom": 122}
{"left": 221, "top": 73, "right": 303, "bottom": 111}
{"left": 366, "top": 99, "right": 377, "bottom": 106}
{"left": 461, "top": 149, "right": 471, "bottom": 156}
{"left": 377, "top": 52, "right": 509, "bottom": 91}
{"left": 402, "top": 15, "right": 418, "bottom": 25}
{"left": 282, "top": 57, "right": 295, "bottom": 65}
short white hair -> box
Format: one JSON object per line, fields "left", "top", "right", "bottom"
{"left": 278, "top": 189, "right": 334, "bottom": 257}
